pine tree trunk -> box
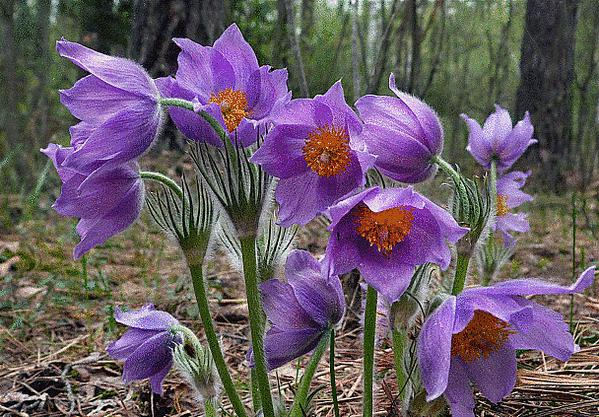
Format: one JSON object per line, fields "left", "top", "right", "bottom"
{"left": 515, "top": 0, "right": 579, "bottom": 191}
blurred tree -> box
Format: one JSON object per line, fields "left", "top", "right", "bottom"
{"left": 516, "top": 0, "right": 579, "bottom": 191}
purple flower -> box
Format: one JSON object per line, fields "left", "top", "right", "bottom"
{"left": 42, "top": 144, "right": 144, "bottom": 259}
{"left": 251, "top": 250, "right": 345, "bottom": 370}
{"left": 418, "top": 266, "right": 596, "bottom": 417}
{"left": 325, "top": 187, "right": 468, "bottom": 302}
{"left": 160, "top": 24, "right": 291, "bottom": 147}
{"left": 495, "top": 170, "right": 534, "bottom": 245}
{"left": 56, "top": 39, "right": 162, "bottom": 171}
{"left": 251, "top": 81, "right": 375, "bottom": 226}
{"left": 107, "top": 304, "right": 181, "bottom": 395}
{"left": 355, "top": 74, "right": 443, "bottom": 183}
{"left": 462, "top": 105, "right": 536, "bottom": 172}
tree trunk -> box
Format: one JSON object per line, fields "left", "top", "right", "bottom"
{"left": 33, "top": 0, "right": 51, "bottom": 152}
{"left": 130, "top": 0, "right": 227, "bottom": 150}
{"left": 515, "top": 0, "right": 579, "bottom": 191}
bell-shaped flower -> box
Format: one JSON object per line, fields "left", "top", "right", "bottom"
{"left": 462, "top": 105, "right": 536, "bottom": 172}
{"left": 325, "top": 186, "right": 468, "bottom": 302}
{"left": 107, "top": 304, "right": 181, "bottom": 395}
{"left": 495, "top": 170, "right": 534, "bottom": 245}
{"left": 42, "top": 143, "right": 144, "bottom": 259}
{"left": 251, "top": 81, "right": 375, "bottom": 226}
{"left": 356, "top": 74, "right": 443, "bottom": 183}
{"left": 250, "top": 250, "right": 345, "bottom": 370}
{"left": 56, "top": 39, "right": 162, "bottom": 171}
{"left": 160, "top": 24, "right": 291, "bottom": 147}
{"left": 418, "top": 267, "right": 596, "bottom": 417}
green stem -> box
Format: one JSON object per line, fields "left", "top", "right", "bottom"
{"left": 250, "top": 368, "right": 262, "bottom": 413}
{"left": 240, "top": 236, "right": 275, "bottom": 417}
{"left": 140, "top": 171, "right": 183, "bottom": 200}
{"left": 432, "top": 155, "right": 462, "bottom": 184}
{"left": 330, "top": 329, "right": 340, "bottom": 417}
{"left": 159, "top": 97, "right": 229, "bottom": 143}
{"left": 391, "top": 328, "right": 407, "bottom": 401}
{"left": 289, "top": 331, "right": 331, "bottom": 417}
{"left": 189, "top": 264, "right": 247, "bottom": 417}
{"left": 363, "top": 286, "right": 378, "bottom": 417}
{"left": 451, "top": 253, "right": 471, "bottom": 295}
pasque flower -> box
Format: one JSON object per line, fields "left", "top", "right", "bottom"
{"left": 355, "top": 73, "right": 443, "bottom": 183}
{"left": 325, "top": 186, "right": 468, "bottom": 302}
{"left": 418, "top": 266, "right": 596, "bottom": 417}
{"left": 495, "top": 170, "right": 534, "bottom": 245}
{"left": 56, "top": 39, "right": 162, "bottom": 171}
{"left": 250, "top": 250, "right": 345, "bottom": 370}
{"left": 107, "top": 304, "right": 181, "bottom": 395}
{"left": 160, "top": 24, "right": 291, "bottom": 147}
{"left": 462, "top": 105, "right": 536, "bottom": 172}
{"left": 251, "top": 81, "right": 375, "bottom": 226}
{"left": 42, "top": 144, "right": 144, "bottom": 259}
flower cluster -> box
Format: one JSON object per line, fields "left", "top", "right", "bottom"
{"left": 44, "top": 23, "right": 596, "bottom": 417}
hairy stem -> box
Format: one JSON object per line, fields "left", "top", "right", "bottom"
{"left": 189, "top": 264, "right": 247, "bottom": 417}
{"left": 363, "top": 286, "right": 378, "bottom": 417}
{"left": 289, "top": 330, "right": 331, "bottom": 417}
{"left": 330, "top": 329, "right": 340, "bottom": 417}
{"left": 391, "top": 328, "right": 407, "bottom": 401}
{"left": 240, "top": 236, "right": 275, "bottom": 417}
{"left": 140, "top": 171, "right": 183, "bottom": 200}
{"left": 451, "top": 253, "right": 470, "bottom": 295}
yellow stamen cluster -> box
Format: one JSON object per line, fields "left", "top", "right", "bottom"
{"left": 451, "top": 310, "right": 515, "bottom": 363}
{"left": 496, "top": 194, "right": 509, "bottom": 217}
{"left": 302, "top": 125, "right": 351, "bottom": 177}
{"left": 209, "top": 88, "right": 249, "bottom": 132}
{"left": 354, "top": 204, "right": 415, "bottom": 256}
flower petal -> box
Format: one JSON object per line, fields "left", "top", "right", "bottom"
{"left": 213, "top": 23, "right": 259, "bottom": 89}
{"left": 114, "top": 304, "right": 178, "bottom": 330}
{"left": 107, "top": 328, "right": 158, "bottom": 360}
{"left": 418, "top": 296, "right": 456, "bottom": 401}
{"left": 444, "top": 358, "right": 476, "bottom": 417}
{"left": 122, "top": 331, "right": 174, "bottom": 382}
{"left": 465, "top": 343, "right": 517, "bottom": 403}
{"left": 260, "top": 278, "right": 318, "bottom": 330}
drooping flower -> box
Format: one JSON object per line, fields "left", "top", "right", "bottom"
{"left": 160, "top": 24, "right": 291, "bottom": 147}
{"left": 251, "top": 81, "right": 375, "bottom": 226}
{"left": 462, "top": 105, "right": 536, "bottom": 172}
{"left": 355, "top": 73, "right": 443, "bottom": 183}
{"left": 495, "top": 170, "right": 534, "bottom": 245}
{"left": 107, "top": 304, "right": 181, "bottom": 395}
{"left": 325, "top": 187, "right": 468, "bottom": 302}
{"left": 56, "top": 39, "right": 162, "bottom": 171}
{"left": 250, "top": 250, "right": 345, "bottom": 370}
{"left": 42, "top": 144, "right": 144, "bottom": 259}
{"left": 418, "top": 266, "right": 596, "bottom": 417}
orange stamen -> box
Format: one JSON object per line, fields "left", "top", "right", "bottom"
{"left": 353, "top": 204, "right": 415, "bottom": 255}
{"left": 302, "top": 125, "right": 351, "bottom": 177}
{"left": 496, "top": 194, "right": 509, "bottom": 217}
{"left": 209, "top": 88, "right": 249, "bottom": 132}
{"left": 451, "top": 310, "right": 515, "bottom": 363}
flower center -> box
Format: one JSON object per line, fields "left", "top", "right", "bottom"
{"left": 451, "top": 310, "right": 515, "bottom": 363}
{"left": 496, "top": 195, "right": 509, "bottom": 216}
{"left": 209, "top": 88, "right": 249, "bottom": 132}
{"left": 353, "top": 204, "right": 415, "bottom": 255}
{"left": 302, "top": 125, "right": 351, "bottom": 177}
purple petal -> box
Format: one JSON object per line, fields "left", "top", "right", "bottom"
{"left": 286, "top": 250, "right": 345, "bottom": 326}
{"left": 358, "top": 252, "right": 415, "bottom": 302}
{"left": 495, "top": 212, "right": 530, "bottom": 235}
{"left": 273, "top": 98, "right": 333, "bottom": 127}
{"left": 316, "top": 81, "right": 362, "bottom": 134}
{"left": 62, "top": 102, "right": 162, "bottom": 171}
{"left": 213, "top": 24, "right": 259, "bottom": 89}
{"left": 250, "top": 124, "right": 313, "bottom": 179}
{"left": 260, "top": 278, "right": 318, "bottom": 330}
{"left": 59, "top": 75, "right": 145, "bottom": 124}
{"left": 462, "top": 113, "right": 493, "bottom": 168}
{"left": 107, "top": 328, "right": 158, "bottom": 360}
{"left": 324, "top": 216, "right": 364, "bottom": 277}
{"left": 464, "top": 344, "right": 517, "bottom": 403}
{"left": 327, "top": 187, "right": 379, "bottom": 230}
{"left": 56, "top": 39, "right": 157, "bottom": 97}
{"left": 173, "top": 38, "right": 235, "bottom": 101}
{"left": 114, "top": 304, "right": 178, "bottom": 331}
{"left": 418, "top": 296, "right": 456, "bottom": 401}
{"left": 149, "top": 359, "right": 173, "bottom": 395}
{"left": 453, "top": 292, "right": 530, "bottom": 334}
{"left": 444, "top": 358, "right": 476, "bottom": 417}
{"left": 261, "top": 327, "right": 323, "bottom": 370}
{"left": 479, "top": 266, "right": 596, "bottom": 297}
{"left": 509, "top": 300, "right": 577, "bottom": 361}
{"left": 483, "top": 104, "right": 512, "bottom": 150}
{"left": 496, "top": 170, "right": 533, "bottom": 208}
{"left": 497, "top": 112, "right": 535, "bottom": 171}
{"left": 122, "top": 331, "right": 174, "bottom": 383}
{"left": 69, "top": 122, "right": 96, "bottom": 147}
